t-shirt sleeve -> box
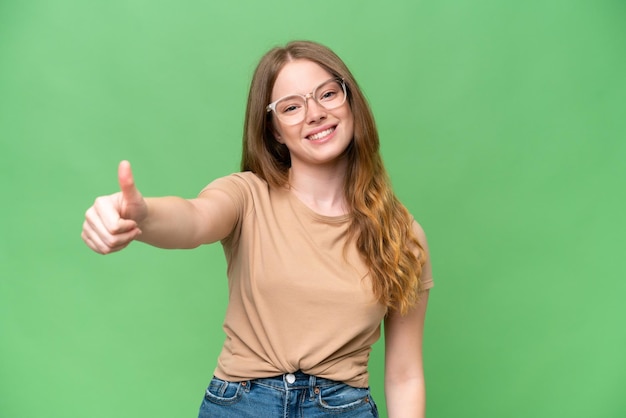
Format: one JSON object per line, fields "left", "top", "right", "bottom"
{"left": 198, "top": 173, "right": 252, "bottom": 245}
{"left": 411, "top": 219, "right": 434, "bottom": 291}
{"left": 200, "top": 174, "right": 248, "bottom": 209}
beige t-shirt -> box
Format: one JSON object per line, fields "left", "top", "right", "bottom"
{"left": 203, "top": 172, "right": 433, "bottom": 388}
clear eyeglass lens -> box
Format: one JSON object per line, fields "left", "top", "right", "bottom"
{"left": 274, "top": 79, "right": 345, "bottom": 125}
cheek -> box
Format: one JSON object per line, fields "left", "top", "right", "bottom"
{"left": 343, "top": 108, "right": 355, "bottom": 137}
{"left": 271, "top": 120, "right": 285, "bottom": 141}
{"left": 273, "top": 123, "right": 300, "bottom": 143}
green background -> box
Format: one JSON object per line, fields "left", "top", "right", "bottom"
{"left": 1, "top": 0, "right": 625, "bottom": 417}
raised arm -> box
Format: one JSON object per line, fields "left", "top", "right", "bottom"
{"left": 82, "top": 160, "right": 236, "bottom": 254}
{"left": 383, "top": 223, "right": 432, "bottom": 418}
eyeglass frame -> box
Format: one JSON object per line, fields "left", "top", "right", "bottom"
{"left": 265, "top": 77, "right": 347, "bottom": 125}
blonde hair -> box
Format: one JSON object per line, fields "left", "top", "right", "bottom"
{"left": 241, "top": 41, "right": 426, "bottom": 314}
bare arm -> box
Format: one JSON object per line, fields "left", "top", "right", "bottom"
{"left": 82, "top": 161, "right": 236, "bottom": 254}
{"left": 384, "top": 223, "right": 432, "bottom": 417}
{"left": 384, "top": 290, "right": 430, "bottom": 418}
{"left": 134, "top": 193, "right": 236, "bottom": 249}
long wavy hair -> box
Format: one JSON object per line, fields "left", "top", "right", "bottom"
{"left": 241, "top": 41, "right": 426, "bottom": 314}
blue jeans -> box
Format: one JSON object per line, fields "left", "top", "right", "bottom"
{"left": 198, "top": 371, "right": 379, "bottom": 417}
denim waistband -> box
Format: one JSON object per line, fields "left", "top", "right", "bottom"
{"left": 251, "top": 370, "right": 341, "bottom": 391}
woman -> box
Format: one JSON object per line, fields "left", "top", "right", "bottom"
{"left": 82, "top": 40, "right": 433, "bottom": 418}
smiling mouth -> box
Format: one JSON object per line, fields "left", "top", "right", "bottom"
{"left": 307, "top": 127, "right": 335, "bottom": 141}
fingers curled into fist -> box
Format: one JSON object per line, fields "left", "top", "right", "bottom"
{"left": 82, "top": 194, "right": 142, "bottom": 254}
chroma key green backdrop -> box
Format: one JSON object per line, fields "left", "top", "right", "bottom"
{"left": 1, "top": 1, "right": 625, "bottom": 417}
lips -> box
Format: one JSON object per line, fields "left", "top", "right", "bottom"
{"left": 306, "top": 127, "right": 335, "bottom": 141}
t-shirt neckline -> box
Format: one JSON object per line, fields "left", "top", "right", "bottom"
{"left": 284, "top": 187, "right": 351, "bottom": 224}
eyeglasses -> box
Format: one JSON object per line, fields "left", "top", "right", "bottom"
{"left": 266, "top": 77, "right": 347, "bottom": 125}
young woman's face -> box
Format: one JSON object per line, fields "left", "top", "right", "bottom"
{"left": 270, "top": 59, "right": 354, "bottom": 170}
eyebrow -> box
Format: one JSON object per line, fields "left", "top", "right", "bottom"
{"left": 272, "top": 77, "right": 336, "bottom": 101}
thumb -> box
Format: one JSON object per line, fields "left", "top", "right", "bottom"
{"left": 118, "top": 160, "right": 142, "bottom": 203}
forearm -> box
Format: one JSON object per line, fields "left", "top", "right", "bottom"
{"left": 136, "top": 196, "right": 207, "bottom": 249}
{"left": 385, "top": 376, "right": 426, "bottom": 418}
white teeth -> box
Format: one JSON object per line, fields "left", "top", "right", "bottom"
{"left": 308, "top": 127, "right": 334, "bottom": 141}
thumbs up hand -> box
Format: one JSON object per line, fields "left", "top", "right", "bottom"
{"left": 82, "top": 161, "right": 147, "bottom": 254}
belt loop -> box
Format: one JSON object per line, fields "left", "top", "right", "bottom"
{"left": 308, "top": 374, "right": 317, "bottom": 398}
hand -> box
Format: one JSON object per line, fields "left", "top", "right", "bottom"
{"left": 82, "top": 160, "right": 147, "bottom": 254}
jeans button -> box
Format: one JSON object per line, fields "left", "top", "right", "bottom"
{"left": 286, "top": 373, "right": 296, "bottom": 384}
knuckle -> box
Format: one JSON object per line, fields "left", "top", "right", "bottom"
{"left": 107, "top": 224, "right": 121, "bottom": 234}
{"left": 102, "top": 234, "right": 128, "bottom": 250}
{"left": 101, "top": 235, "right": 116, "bottom": 248}
{"left": 93, "top": 195, "right": 114, "bottom": 211}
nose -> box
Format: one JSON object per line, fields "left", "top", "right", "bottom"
{"left": 305, "top": 95, "right": 326, "bottom": 123}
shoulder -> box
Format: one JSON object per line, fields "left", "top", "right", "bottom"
{"left": 199, "top": 172, "right": 277, "bottom": 218}
{"left": 408, "top": 216, "right": 434, "bottom": 290}
{"left": 201, "top": 171, "right": 268, "bottom": 196}
{"left": 408, "top": 216, "right": 428, "bottom": 247}
{"left": 232, "top": 171, "right": 269, "bottom": 187}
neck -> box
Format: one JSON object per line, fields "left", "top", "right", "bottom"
{"left": 288, "top": 159, "right": 348, "bottom": 216}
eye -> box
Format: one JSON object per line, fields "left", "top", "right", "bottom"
{"left": 282, "top": 104, "right": 299, "bottom": 113}
{"left": 317, "top": 82, "right": 342, "bottom": 102}
{"left": 320, "top": 90, "right": 337, "bottom": 100}
{"left": 277, "top": 96, "right": 304, "bottom": 114}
